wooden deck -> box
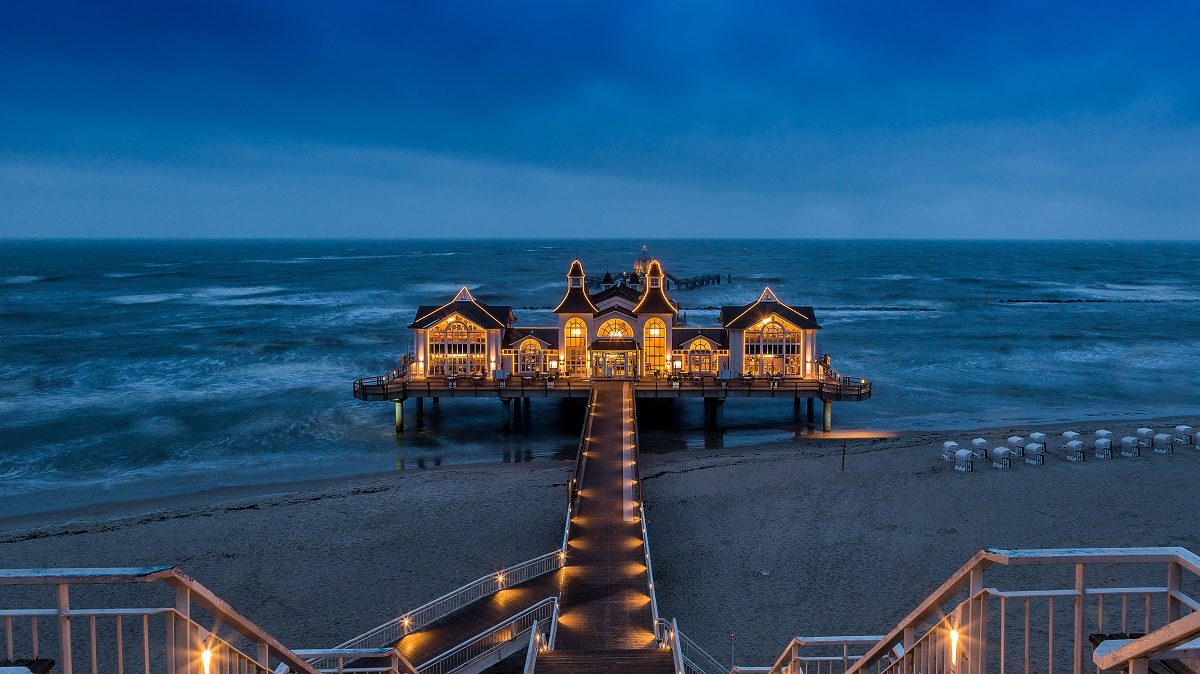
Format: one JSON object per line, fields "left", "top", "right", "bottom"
{"left": 354, "top": 375, "right": 870, "bottom": 402}
{"left": 394, "top": 572, "right": 562, "bottom": 667}
{"left": 539, "top": 381, "right": 674, "bottom": 672}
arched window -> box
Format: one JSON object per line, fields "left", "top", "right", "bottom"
{"left": 688, "top": 338, "right": 713, "bottom": 374}
{"left": 518, "top": 339, "right": 543, "bottom": 373}
{"left": 598, "top": 318, "right": 632, "bottom": 338}
{"left": 428, "top": 316, "right": 487, "bottom": 376}
{"left": 644, "top": 318, "right": 666, "bottom": 376}
{"left": 743, "top": 318, "right": 803, "bottom": 376}
{"left": 564, "top": 318, "right": 587, "bottom": 376}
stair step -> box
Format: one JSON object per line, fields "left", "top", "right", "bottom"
{"left": 533, "top": 649, "right": 675, "bottom": 674}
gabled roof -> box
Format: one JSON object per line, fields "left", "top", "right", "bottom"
{"left": 409, "top": 299, "right": 514, "bottom": 329}
{"left": 505, "top": 327, "right": 559, "bottom": 350}
{"left": 632, "top": 260, "right": 677, "bottom": 315}
{"left": 594, "top": 305, "right": 635, "bottom": 319}
{"left": 672, "top": 328, "right": 727, "bottom": 349}
{"left": 717, "top": 289, "right": 820, "bottom": 330}
{"left": 591, "top": 284, "right": 640, "bottom": 305}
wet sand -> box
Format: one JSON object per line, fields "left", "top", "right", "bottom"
{"left": 1, "top": 416, "right": 1197, "bottom": 667}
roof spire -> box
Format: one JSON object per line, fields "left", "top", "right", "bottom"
{"left": 453, "top": 287, "right": 475, "bottom": 302}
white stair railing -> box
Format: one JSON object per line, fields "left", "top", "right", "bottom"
{"left": 0, "top": 567, "right": 317, "bottom": 674}
{"left": 416, "top": 598, "right": 556, "bottom": 674}
{"left": 755, "top": 548, "right": 1200, "bottom": 674}
{"left": 320, "top": 551, "right": 563, "bottom": 662}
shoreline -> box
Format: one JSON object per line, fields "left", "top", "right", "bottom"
{"left": 1, "top": 412, "right": 1198, "bottom": 664}
{"left": 6, "top": 412, "right": 1196, "bottom": 528}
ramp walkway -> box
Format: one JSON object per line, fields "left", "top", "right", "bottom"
{"left": 535, "top": 381, "right": 674, "bottom": 673}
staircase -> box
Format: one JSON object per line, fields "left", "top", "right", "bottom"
{"left": 534, "top": 649, "right": 677, "bottom": 674}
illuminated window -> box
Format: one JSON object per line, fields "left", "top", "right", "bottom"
{"left": 564, "top": 319, "right": 587, "bottom": 376}
{"left": 427, "top": 316, "right": 488, "bottom": 376}
{"left": 743, "top": 318, "right": 803, "bottom": 376}
{"left": 598, "top": 319, "right": 632, "bottom": 338}
{"left": 644, "top": 318, "right": 666, "bottom": 376}
{"left": 688, "top": 338, "right": 713, "bottom": 374}
{"left": 518, "top": 339, "right": 543, "bottom": 373}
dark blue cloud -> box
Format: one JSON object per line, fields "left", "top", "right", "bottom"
{"left": 2, "top": 1, "right": 1199, "bottom": 237}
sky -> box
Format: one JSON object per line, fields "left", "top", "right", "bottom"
{"left": 2, "top": 1, "right": 1199, "bottom": 238}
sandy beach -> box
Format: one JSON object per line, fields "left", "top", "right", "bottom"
{"left": 2, "top": 415, "right": 1198, "bottom": 667}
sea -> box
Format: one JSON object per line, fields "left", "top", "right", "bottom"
{"left": 2, "top": 240, "right": 1199, "bottom": 516}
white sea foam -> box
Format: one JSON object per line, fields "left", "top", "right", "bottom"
{"left": 3, "top": 275, "right": 40, "bottom": 284}
{"left": 109, "top": 293, "right": 185, "bottom": 304}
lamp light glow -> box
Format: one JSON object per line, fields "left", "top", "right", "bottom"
{"left": 950, "top": 629, "right": 959, "bottom": 665}
{"left": 201, "top": 648, "right": 213, "bottom": 674}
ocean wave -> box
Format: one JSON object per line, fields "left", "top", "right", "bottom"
{"left": 3, "top": 276, "right": 40, "bottom": 284}
{"left": 110, "top": 293, "right": 186, "bottom": 304}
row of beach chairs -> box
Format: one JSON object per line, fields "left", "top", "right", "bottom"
{"left": 941, "top": 425, "right": 1197, "bottom": 472}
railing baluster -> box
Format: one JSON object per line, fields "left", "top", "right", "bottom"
{"left": 117, "top": 615, "right": 124, "bottom": 674}
{"left": 1122, "top": 594, "right": 1128, "bottom": 633}
{"left": 1024, "top": 598, "right": 1030, "bottom": 674}
{"left": 1144, "top": 594, "right": 1151, "bottom": 634}
{"left": 141, "top": 615, "right": 149, "bottom": 674}
{"left": 1001, "top": 596, "right": 1006, "bottom": 674}
{"left": 90, "top": 616, "right": 98, "bottom": 674}
{"left": 31, "top": 616, "right": 38, "bottom": 660}
{"left": 1048, "top": 597, "right": 1054, "bottom": 674}
{"left": 5, "top": 615, "right": 11, "bottom": 661}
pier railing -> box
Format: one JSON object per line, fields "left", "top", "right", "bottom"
{"left": 636, "top": 377, "right": 870, "bottom": 402}
{"left": 321, "top": 551, "right": 564, "bottom": 663}
{"left": 0, "top": 567, "right": 317, "bottom": 674}
{"left": 416, "top": 598, "right": 556, "bottom": 674}
{"left": 758, "top": 548, "right": 1200, "bottom": 674}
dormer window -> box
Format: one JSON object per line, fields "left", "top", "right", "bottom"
{"left": 571, "top": 278, "right": 581, "bottom": 288}
{"left": 650, "top": 278, "right": 659, "bottom": 288}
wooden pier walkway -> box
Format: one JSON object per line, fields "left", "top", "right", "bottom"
{"left": 536, "top": 382, "right": 674, "bottom": 673}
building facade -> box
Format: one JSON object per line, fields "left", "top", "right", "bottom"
{"left": 407, "top": 257, "right": 823, "bottom": 381}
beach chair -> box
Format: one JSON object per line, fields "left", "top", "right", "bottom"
{"left": 1121, "top": 436, "right": 1140, "bottom": 457}
{"left": 1153, "top": 433, "right": 1174, "bottom": 454}
{"left": 1025, "top": 442, "right": 1045, "bottom": 465}
{"left": 1136, "top": 428, "right": 1156, "bottom": 449}
{"left": 1007, "top": 436, "right": 1026, "bottom": 457}
{"left": 991, "top": 447, "right": 1012, "bottom": 469}
{"left": 1174, "top": 425, "right": 1195, "bottom": 446}
{"left": 954, "top": 448, "right": 974, "bottom": 472}
{"left": 1029, "top": 432, "right": 1048, "bottom": 447}
{"left": 1094, "top": 437, "right": 1113, "bottom": 459}
{"left": 1062, "top": 431, "right": 1080, "bottom": 448}
{"left": 971, "top": 438, "right": 988, "bottom": 459}
{"left": 1095, "top": 429, "right": 1113, "bottom": 444}
{"left": 1065, "top": 440, "right": 1086, "bottom": 462}
{"left": 942, "top": 441, "right": 959, "bottom": 462}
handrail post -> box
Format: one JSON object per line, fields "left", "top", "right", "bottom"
{"left": 1166, "top": 561, "right": 1182, "bottom": 622}
{"left": 57, "top": 584, "right": 72, "bottom": 674}
{"left": 903, "top": 628, "right": 915, "bottom": 674}
{"left": 1074, "top": 564, "right": 1085, "bottom": 674}
{"left": 969, "top": 569, "right": 985, "bottom": 674}
{"left": 175, "top": 586, "right": 191, "bottom": 674}
{"left": 258, "top": 643, "right": 269, "bottom": 673}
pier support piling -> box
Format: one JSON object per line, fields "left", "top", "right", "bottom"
{"left": 502, "top": 398, "right": 512, "bottom": 431}
{"left": 715, "top": 399, "right": 725, "bottom": 431}
{"left": 416, "top": 397, "right": 424, "bottom": 415}
{"left": 793, "top": 398, "right": 801, "bottom": 418}
{"left": 822, "top": 399, "right": 832, "bottom": 433}
{"left": 807, "top": 398, "right": 815, "bottom": 422}
{"left": 395, "top": 399, "right": 405, "bottom": 433}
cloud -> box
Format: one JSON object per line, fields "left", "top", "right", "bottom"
{"left": 1, "top": 1, "right": 1200, "bottom": 237}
